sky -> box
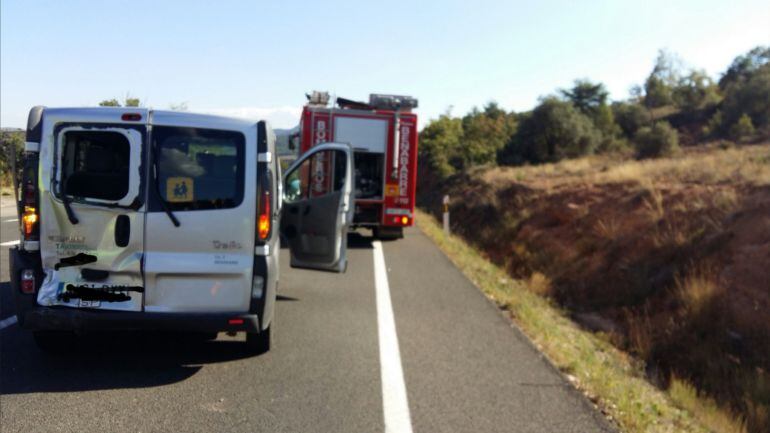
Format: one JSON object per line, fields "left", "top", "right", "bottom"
{"left": 1, "top": 0, "right": 768, "bottom": 129}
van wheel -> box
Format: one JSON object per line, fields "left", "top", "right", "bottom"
{"left": 245, "top": 326, "right": 271, "bottom": 355}
{"left": 373, "top": 227, "right": 403, "bottom": 240}
{"left": 33, "top": 331, "right": 75, "bottom": 354}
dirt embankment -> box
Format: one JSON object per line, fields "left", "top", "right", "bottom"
{"left": 419, "top": 145, "right": 770, "bottom": 431}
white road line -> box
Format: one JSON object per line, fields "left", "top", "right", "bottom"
{"left": 2, "top": 218, "right": 18, "bottom": 222}
{"left": 373, "top": 241, "right": 414, "bottom": 433}
{"left": 0, "top": 316, "right": 18, "bottom": 330}
{"left": 1, "top": 240, "right": 20, "bottom": 247}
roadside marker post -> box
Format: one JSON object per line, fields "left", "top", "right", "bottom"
{"left": 442, "top": 195, "right": 450, "bottom": 234}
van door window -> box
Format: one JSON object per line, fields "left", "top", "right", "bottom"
{"left": 153, "top": 126, "right": 245, "bottom": 211}
{"left": 61, "top": 131, "right": 131, "bottom": 201}
{"left": 284, "top": 149, "right": 346, "bottom": 203}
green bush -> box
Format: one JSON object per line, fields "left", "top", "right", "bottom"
{"left": 612, "top": 101, "right": 651, "bottom": 138}
{"left": 634, "top": 122, "right": 679, "bottom": 159}
{"left": 499, "top": 97, "right": 600, "bottom": 165}
{"left": 729, "top": 113, "right": 756, "bottom": 142}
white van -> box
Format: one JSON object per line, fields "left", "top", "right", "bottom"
{"left": 8, "top": 106, "right": 354, "bottom": 353}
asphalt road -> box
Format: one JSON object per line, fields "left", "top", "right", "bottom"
{"left": 0, "top": 196, "right": 614, "bottom": 433}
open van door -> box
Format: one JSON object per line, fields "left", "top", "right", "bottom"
{"left": 280, "top": 143, "right": 354, "bottom": 272}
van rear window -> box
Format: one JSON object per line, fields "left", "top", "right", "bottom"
{"left": 153, "top": 126, "right": 245, "bottom": 211}
{"left": 62, "top": 130, "right": 131, "bottom": 201}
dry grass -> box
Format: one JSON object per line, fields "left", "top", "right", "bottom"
{"left": 670, "top": 379, "right": 748, "bottom": 433}
{"left": 677, "top": 272, "right": 722, "bottom": 317}
{"left": 416, "top": 208, "right": 744, "bottom": 433}
{"left": 483, "top": 142, "right": 770, "bottom": 190}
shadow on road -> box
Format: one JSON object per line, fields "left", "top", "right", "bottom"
{"left": 0, "top": 329, "right": 262, "bottom": 395}
{"left": 347, "top": 232, "right": 374, "bottom": 249}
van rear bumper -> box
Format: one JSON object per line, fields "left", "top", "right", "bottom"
{"left": 20, "top": 307, "right": 260, "bottom": 333}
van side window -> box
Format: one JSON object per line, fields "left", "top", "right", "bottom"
{"left": 153, "top": 126, "right": 245, "bottom": 211}
{"left": 61, "top": 131, "right": 130, "bottom": 201}
{"left": 284, "top": 149, "right": 346, "bottom": 203}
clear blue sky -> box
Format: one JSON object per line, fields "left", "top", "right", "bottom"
{"left": 2, "top": 0, "right": 768, "bottom": 129}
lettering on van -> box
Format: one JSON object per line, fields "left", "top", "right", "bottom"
{"left": 213, "top": 240, "right": 242, "bottom": 250}
{"left": 48, "top": 235, "right": 93, "bottom": 255}
{"left": 214, "top": 254, "right": 239, "bottom": 265}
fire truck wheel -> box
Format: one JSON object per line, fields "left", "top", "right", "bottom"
{"left": 373, "top": 227, "right": 403, "bottom": 241}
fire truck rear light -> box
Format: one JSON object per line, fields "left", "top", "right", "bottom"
{"left": 401, "top": 216, "right": 409, "bottom": 225}
{"left": 121, "top": 113, "right": 142, "bottom": 121}
{"left": 228, "top": 318, "right": 244, "bottom": 325}
{"left": 21, "top": 269, "right": 35, "bottom": 294}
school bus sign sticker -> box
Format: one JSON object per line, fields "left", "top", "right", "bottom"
{"left": 166, "top": 177, "right": 194, "bottom": 202}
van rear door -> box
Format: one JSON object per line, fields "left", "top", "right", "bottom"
{"left": 280, "top": 142, "right": 354, "bottom": 272}
{"left": 37, "top": 108, "right": 148, "bottom": 312}
{"left": 143, "top": 113, "right": 255, "bottom": 313}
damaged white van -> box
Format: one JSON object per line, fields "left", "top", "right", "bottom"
{"left": 9, "top": 106, "right": 354, "bottom": 353}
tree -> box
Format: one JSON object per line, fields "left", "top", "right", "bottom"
{"left": 560, "top": 79, "right": 609, "bottom": 114}
{"left": 672, "top": 69, "right": 721, "bottom": 112}
{"left": 719, "top": 46, "right": 770, "bottom": 89}
{"left": 98, "top": 96, "right": 142, "bottom": 107}
{"left": 644, "top": 50, "right": 683, "bottom": 108}
{"left": 634, "top": 122, "right": 679, "bottom": 159}
{"left": 561, "top": 80, "right": 620, "bottom": 143}
{"left": 720, "top": 58, "right": 770, "bottom": 132}
{"left": 612, "top": 101, "right": 650, "bottom": 138}
{"left": 169, "top": 101, "right": 189, "bottom": 111}
{"left": 499, "top": 97, "right": 601, "bottom": 165}
{"left": 460, "top": 102, "right": 517, "bottom": 167}
{"left": 418, "top": 114, "right": 464, "bottom": 178}
{"left": 99, "top": 98, "right": 121, "bottom": 107}
{"left": 0, "top": 131, "right": 24, "bottom": 187}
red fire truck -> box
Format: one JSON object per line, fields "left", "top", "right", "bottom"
{"left": 295, "top": 92, "right": 418, "bottom": 240}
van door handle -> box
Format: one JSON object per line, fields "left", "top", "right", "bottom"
{"left": 115, "top": 215, "right": 130, "bottom": 247}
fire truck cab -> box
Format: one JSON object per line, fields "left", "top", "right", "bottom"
{"left": 296, "top": 92, "right": 418, "bottom": 240}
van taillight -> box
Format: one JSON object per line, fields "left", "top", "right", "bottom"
{"left": 21, "top": 269, "right": 35, "bottom": 294}
{"left": 257, "top": 177, "right": 271, "bottom": 242}
{"left": 22, "top": 206, "right": 39, "bottom": 238}
{"left": 22, "top": 176, "right": 40, "bottom": 241}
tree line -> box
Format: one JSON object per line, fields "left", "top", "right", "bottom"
{"left": 419, "top": 46, "right": 770, "bottom": 179}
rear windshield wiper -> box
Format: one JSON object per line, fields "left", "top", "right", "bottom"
{"left": 151, "top": 144, "right": 180, "bottom": 227}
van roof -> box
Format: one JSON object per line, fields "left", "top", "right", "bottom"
{"left": 40, "top": 107, "right": 262, "bottom": 129}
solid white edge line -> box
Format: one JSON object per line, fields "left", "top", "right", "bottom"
{"left": 373, "top": 240, "right": 414, "bottom": 433}
{"left": 0, "top": 316, "right": 18, "bottom": 330}
{"left": 1, "top": 240, "right": 20, "bottom": 247}
{"left": 2, "top": 218, "right": 19, "bottom": 222}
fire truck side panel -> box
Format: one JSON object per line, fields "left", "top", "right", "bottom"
{"left": 381, "top": 113, "right": 417, "bottom": 228}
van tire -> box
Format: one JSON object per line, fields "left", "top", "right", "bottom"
{"left": 245, "top": 326, "right": 271, "bottom": 355}
{"left": 33, "top": 331, "right": 75, "bottom": 354}
{"left": 373, "top": 227, "right": 403, "bottom": 240}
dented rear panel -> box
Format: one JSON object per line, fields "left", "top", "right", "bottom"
{"left": 37, "top": 108, "right": 148, "bottom": 312}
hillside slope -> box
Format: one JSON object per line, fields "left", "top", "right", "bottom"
{"left": 419, "top": 143, "right": 770, "bottom": 431}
